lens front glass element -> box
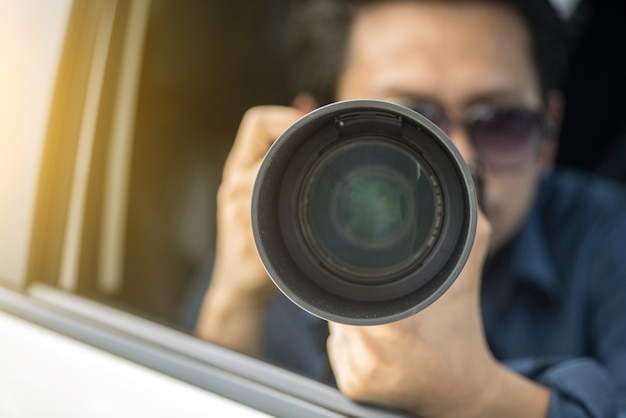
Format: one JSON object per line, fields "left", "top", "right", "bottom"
{"left": 336, "top": 165, "right": 408, "bottom": 249}
{"left": 301, "top": 138, "right": 443, "bottom": 282}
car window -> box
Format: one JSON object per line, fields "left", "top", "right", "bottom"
{"left": 28, "top": 0, "right": 294, "bottom": 324}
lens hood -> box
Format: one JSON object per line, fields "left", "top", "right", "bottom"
{"left": 251, "top": 100, "right": 477, "bottom": 325}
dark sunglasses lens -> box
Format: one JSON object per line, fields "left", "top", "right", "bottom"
{"left": 468, "top": 109, "right": 543, "bottom": 167}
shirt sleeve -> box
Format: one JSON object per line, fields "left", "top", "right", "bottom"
{"left": 505, "top": 357, "right": 620, "bottom": 417}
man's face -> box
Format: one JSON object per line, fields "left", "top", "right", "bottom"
{"left": 336, "top": 2, "right": 556, "bottom": 251}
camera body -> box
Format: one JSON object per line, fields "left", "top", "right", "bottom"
{"left": 252, "top": 100, "right": 477, "bottom": 325}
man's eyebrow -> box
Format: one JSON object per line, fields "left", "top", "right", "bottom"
{"left": 385, "top": 90, "right": 536, "bottom": 108}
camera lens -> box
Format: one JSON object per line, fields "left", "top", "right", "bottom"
{"left": 251, "top": 100, "right": 477, "bottom": 325}
{"left": 302, "top": 138, "right": 443, "bottom": 282}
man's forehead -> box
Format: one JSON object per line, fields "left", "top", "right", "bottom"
{"left": 339, "top": 1, "right": 540, "bottom": 106}
{"left": 349, "top": 1, "right": 530, "bottom": 60}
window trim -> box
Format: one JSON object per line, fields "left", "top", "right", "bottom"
{"left": 98, "top": 0, "right": 150, "bottom": 294}
{"left": 29, "top": 284, "right": 411, "bottom": 417}
{"left": 0, "top": 286, "right": 339, "bottom": 417}
{"left": 57, "top": 0, "right": 118, "bottom": 291}
{"left": 1, "top": 285, "right": 409, "bottom": 418}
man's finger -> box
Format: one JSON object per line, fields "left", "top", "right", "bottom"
{"left": 225, "top": 106, "right": 304, "bottom": 174}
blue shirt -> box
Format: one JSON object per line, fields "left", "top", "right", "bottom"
{"left": 262, "top": 169, "right": 626, "bottom": 417}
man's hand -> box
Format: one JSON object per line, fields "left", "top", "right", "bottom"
{"left": 196, "top": 106, "right": 303, "bottom": 356}
{"left": 327, "top": 211, "right": 551, "bottom": 417}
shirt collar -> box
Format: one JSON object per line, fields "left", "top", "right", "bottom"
{"left": 498, "top": 180, "right": 561, "bottom": 299}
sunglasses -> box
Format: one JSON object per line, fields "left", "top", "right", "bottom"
{"left": 407, "top": 102, "right": 547, "bottom": 169}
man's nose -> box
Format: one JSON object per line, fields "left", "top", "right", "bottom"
{"left": 447, "top": 125, "right": 477, "bottom": 166}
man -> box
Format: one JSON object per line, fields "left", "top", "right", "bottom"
{"left": 196, "top": 0, "right": 626, "bottom": 416}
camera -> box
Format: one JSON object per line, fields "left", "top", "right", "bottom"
{"left": 251, "top": 100, "right": 477, "bottom": 325}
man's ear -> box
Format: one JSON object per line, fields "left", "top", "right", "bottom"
{"left": 292, "top": 92, "right": 319, "bottom": 114}
{"left": 540, "top": 90, "right": 564, "bottom": 176}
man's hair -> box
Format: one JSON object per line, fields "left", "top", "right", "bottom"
{"left": 284, "top": 0, "right": 570, "bottom": 105}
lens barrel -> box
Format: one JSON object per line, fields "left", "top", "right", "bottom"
{"left": 252, "top": 100, "right": 477, "bottom": 325}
